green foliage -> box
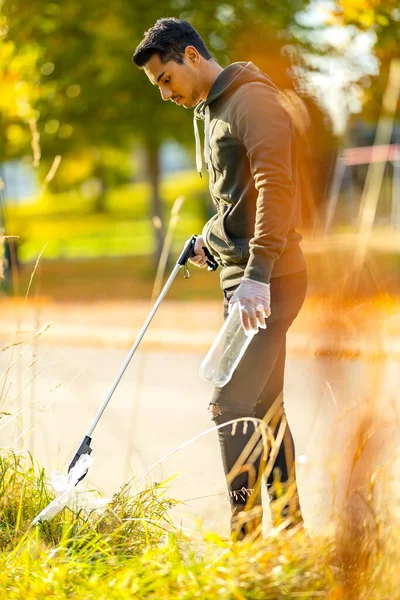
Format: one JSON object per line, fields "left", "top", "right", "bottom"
{"left": 0, "top": 34, "right": 40, "bottom": 162}
{"left": 1, "top": 0, "right": 316, "bottom": 245}
{"left": 0, "top": 0, "right": 311, "bottom": 169}
{"left": 336, "top": 0, "right": 400, "bottom": 121}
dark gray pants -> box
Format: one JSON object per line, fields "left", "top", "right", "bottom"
{"left": 211, "top": 270, "right": 307, "bottom": 510}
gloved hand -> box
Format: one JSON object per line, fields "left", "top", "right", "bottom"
{"left": 188, "top": 234, "right": 208, "bottom": 268}
{"left": 229, "top": 278, "right": 271, "bottom": 334}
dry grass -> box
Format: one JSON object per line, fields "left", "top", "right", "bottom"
{"left": 1, "top": 438, "right": 400, "bottom": 598}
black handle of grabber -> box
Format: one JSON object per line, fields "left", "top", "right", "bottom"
{"left": 202, "top": 245, "right": 219, "bottom": 271}
{"left": 177, "top": 234, "right": 218, "bottom": 271}
{"left": 68, "top": 435, "right": 92, "bottom": 483}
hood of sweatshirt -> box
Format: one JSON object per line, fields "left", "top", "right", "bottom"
{"left": 193, "top": 62, "right": 279, "bottom": 175}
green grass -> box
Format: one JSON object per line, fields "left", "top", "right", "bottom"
{"left": 2, "top": 449, "right": 400, "bottom": 598}
{"left": 0, "top": 451, "right": 336, "bottom": 599}
{"left": 0, "top": 452, "right": 176, "bottom": 554}
{"left": 6, "top": 170, "right": 209, "bottom": 262}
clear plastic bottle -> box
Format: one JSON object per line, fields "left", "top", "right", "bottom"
{"left": 199, "top": 303, "right": 257, "bottom": 387}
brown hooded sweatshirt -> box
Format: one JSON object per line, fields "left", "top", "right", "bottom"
{"left": 193, "top": 61, "right": 306, "bottom": 289}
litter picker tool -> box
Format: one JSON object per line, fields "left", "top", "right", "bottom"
{"left": 31, "top": 235, "right": 218, "bottom": 524}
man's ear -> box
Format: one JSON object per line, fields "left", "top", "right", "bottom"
{"left": 185, "top": 46, "right": 199, "bottom": 64}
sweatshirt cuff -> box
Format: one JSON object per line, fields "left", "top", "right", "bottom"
{"left": 242, "top": 277, "right": 270, "bottom": 289}
{"left": 243, "top": 253, "right": 274, "bottom": 285}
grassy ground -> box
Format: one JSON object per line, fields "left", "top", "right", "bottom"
{"left": 6, "top": 170, "right": 208, "bottom": 263}
{"left": 4, "top": 169, "right": 400, "bottom": 301}
{"left": 1, "top": 450, "right": 400, "bottom": 599}
{"left": 2, "top": 253, "right": 221, "bottom": 301}
{"left": 3, "top": 241, "right": 400, "bottom": 302}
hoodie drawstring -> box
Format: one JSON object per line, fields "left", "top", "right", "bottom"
{"left": 204, "top": 106, "right": 210, "bottom": 169}
{"left": 193, "top": 113, "right": 202, "bottom": 176}
{"left": 193, "top": 106, "right": 211, "bottom": 177}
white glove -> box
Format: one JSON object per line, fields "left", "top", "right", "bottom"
{"left": 188, "top": 235, "right": 208, "bottom": 268}
{"left": 229, "top": 278, "right": 271, "bottom": 334}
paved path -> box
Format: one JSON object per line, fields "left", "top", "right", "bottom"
{"left": 1, "top": 299, "right": 400, "bottom": 536}
{"left": 2, "top": 296, "right": 400, "bottom": 355}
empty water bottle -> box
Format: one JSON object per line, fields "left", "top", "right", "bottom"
{"left": 200, "top": 303, "right": 257, "bottom": 387}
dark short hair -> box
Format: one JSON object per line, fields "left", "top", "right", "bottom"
{"left": 133, "top": 18, "right": 212, "bottom": 67}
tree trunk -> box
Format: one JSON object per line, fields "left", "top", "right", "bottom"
{"left": 0, "top": 113, "right": 5, "bottom": 165}
{"left": 93, "top": 180, "right": 107, "bottom": 214}
{"left": 144, "top": 138, "right": 165, "bottom": 265}
{"left": 93, "top": 159, "right": 108, "bottom": 213}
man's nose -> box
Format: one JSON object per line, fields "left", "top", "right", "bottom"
{"left": 160, "top": 86, "right": 172, "bottom": 101}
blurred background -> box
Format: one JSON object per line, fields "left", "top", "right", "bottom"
{"left": 1, "top": 0, "right": 400, "bottom": 536}
{"left": 0, "top": 0, "right": 399, "bottom": 300}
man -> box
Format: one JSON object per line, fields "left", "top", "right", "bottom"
{"left": 133, "top": 18, "right": 307, "bottom": 540}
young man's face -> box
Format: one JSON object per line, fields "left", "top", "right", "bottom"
{"left": 143, "top": 52, "right": 203, "bottom": 109}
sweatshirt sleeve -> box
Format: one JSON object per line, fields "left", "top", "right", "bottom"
{"left": 230, "top": 82, "right": 297, "bottom": 284}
